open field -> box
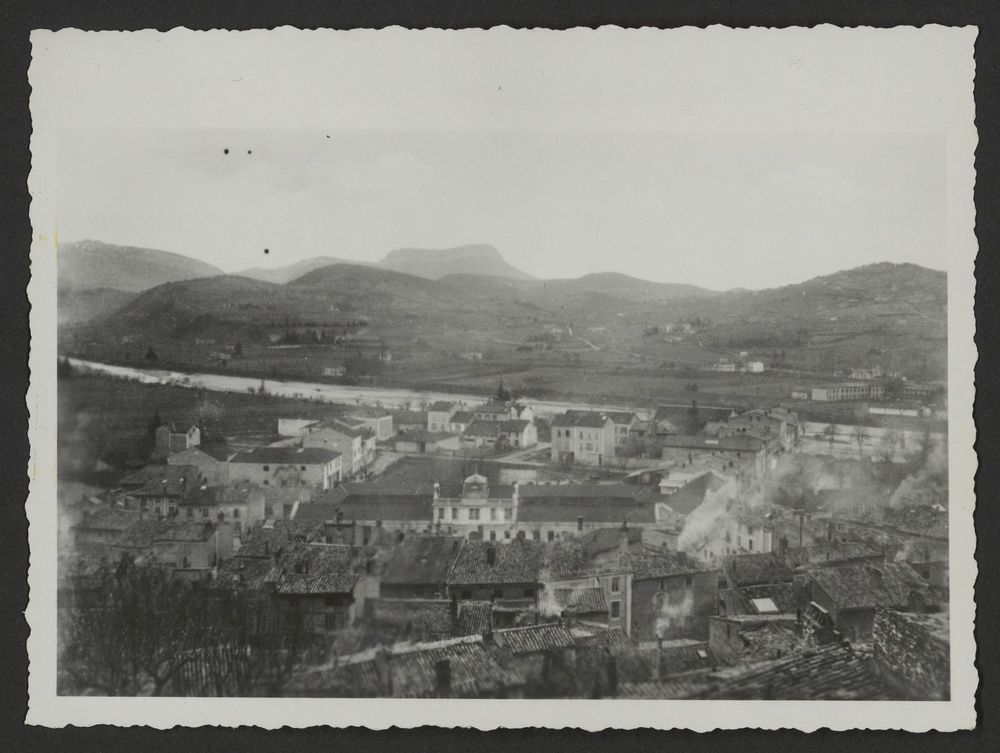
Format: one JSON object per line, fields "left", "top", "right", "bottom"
{"left": 57, "top": 372, "right": 354, "bottom": 478}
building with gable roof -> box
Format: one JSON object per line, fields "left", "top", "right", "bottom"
{"left": 228, "top": 446, "right": 342, "bottom": 490}
{"left": 806, "top": 561, "right": 938, "bottom": 641}
{"left": 549, "top": 411, "right": 617, "bottom": 466}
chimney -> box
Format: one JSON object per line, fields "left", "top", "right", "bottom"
{"left": 373, "top": 647, "right": 393, "bottom": 696}
{"left": 619, "top": 523, "right": 630, "bottom": 557}
{"left": 486, "top": 543, "right": 497, "bottom": 567}
{"left": 434, "top": 658, "right": 452, "bottom": 696}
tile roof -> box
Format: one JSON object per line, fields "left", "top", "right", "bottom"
{"left": 120, "top": 464, "right": 201, "bottom": 487}
{"left": 808, "top": 561, "right": 931, "bottom": 610}
{"left": 656, "top": 472, "right": 728, "bottom": 516}
{"left": 450, "top": 411, "right": 476, "bottom": 424}
{"left": 694, "top": 643, "right": 895, "bottom": 700}
{"left": 273, "top": 570, "right": 358, "bottom": 595}
{"left": 494, "top": 622, "right": 576, "bottom": 654}
{"left": 462, "top": 419, "right": 531, "bottom": 438}
{"left": 566, "top": 409, "right": 636, "bottom": 425}
{"left": 381, "top": 536, "right": 463, "bottom": 585}
{"left": 456, "top": 601, "right": 493, "bottom": 636}
{"left": 230, "top": 446, "right": 341, "bottom": 464}
{"left": 369, "top": 599, "right": 454, "bottom": 635}
{"left": 296, "top": 486, "right": 434, "bottom": 523}
{"left": 516, "top": 484, "right": 659, "bottom": 525}
{"left": 616, "top": 676, "right": 713, "bottom": 699}
{"left": 726, "top": 552, "right": 795, "bottom": 586}
{"left": 428, "top": 401, "right": 458, "bottom": 412}
{"left": 550, "top": 411, "right": 613, "bottom": 428}
{"left": 517, "top": 483, "right": 651, "bottom": 501}
{"left": 286, "top": 637, "right": 524, "bottom": 698}
{"left": 553, "top": 587, "right": 608, "bottom": 615}
{"left": 448, "top": 539, "right": 546, "bottom": 586}
{"left": 213, "top": 556, "right": 275, "bottom": 589}
{"left": 627, "top": 549, "right": 713, "bottom": 580}
{"left": 112, "top": 519, "right": 220, "bottom": 548}
{"left": 74, "top": 507, "right": 141, "bottom": 532}
{"left": 579, "top": 526, "right": 643, "bottom": 557}
{"left": 236, "top": 519, "right": 325, "bottom": 558}
{"left": 573, "top": 626, "right": 632, "bottom": 651}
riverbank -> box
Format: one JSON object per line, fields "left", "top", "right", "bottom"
{"left": 64, "top": 357, "right": 655, "bottom": 420}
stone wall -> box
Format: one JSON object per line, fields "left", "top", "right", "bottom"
{"left": 872, "top": 607, "right": 949, "bottom": 700}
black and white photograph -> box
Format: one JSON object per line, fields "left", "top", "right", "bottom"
{"left": 25, "top": 26, "right": 978, "bottom": 730}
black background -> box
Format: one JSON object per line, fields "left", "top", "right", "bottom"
{"left": 1, "top": 1, "right": 997, "bottom": 750}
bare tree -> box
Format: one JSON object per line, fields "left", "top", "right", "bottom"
{"left": 822, "top": 423, "right": 837, "bottom": 455}
{"left": 61, "top": 559, "right": 315, "bottom": 697}
{"left": 60, "top": 559, "right": 201, "bottom": 696}
{"left": 852, "top": 425, "right": 869, "bottom": 459}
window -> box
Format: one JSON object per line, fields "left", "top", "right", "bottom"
{"left": 301, "top": 465, "right": 307, "bottom": 471}
{"left": 469, "top": 508, "right": 480, "bottom": 521}
{"left": 547, "top": 530, "right": 555, "bottom": 542}
{"left": 748, "top": 539, "right": 754, "bottom": 551}
{"left": 451, "top": 507, "right": 458, "bottom": 520}
{"left": 186, "top": 508, "right": 194, "bottom": 518}
{"left": 263, "top": 479, "right": 269, "bottom": 486}
{"left": 202, "top": 508, "right": 209, "bottom": 518}
{"left": 610, "top": 600, "right": 621, "bottom": 618}
{"left": 438, "top": 507, "right": 446, "bottom": 519}
{"left": 489, "top": 530, "right": 497, "bottom": 541}
{"left": 265, "top": 506, "right": 274, "bottom": 518}
{"left": 263, "top": 465, "right": 270, "bottom": 471}
{"left": 490, "top": 508, "right": 497, "bottom": 521}
{"left": 685, "top": 576, "right": 693, "bottom": 587}
{"left": 233, "top": 509, "right": 240, "bottom": 519}
{"left": 503, "top": 508, "right": 512, "bottom": 521}
{"left": 611, "top": 576, "right": 621, "bottom": 593}
{"left": 532, "top": 530, "right": 540, "bottom": 541}
{"left": 504, "top": 530, "right": 511, "bottom": 540}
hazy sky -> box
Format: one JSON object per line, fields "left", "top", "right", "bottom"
{"left": 44, "top": 28, "right": 958, "bottom": 290}
{"left": 57, "top": 128, "right": 945, "bottom": 289}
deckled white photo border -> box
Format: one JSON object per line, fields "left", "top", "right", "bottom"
{"left": 25, "top": 26, "right": 978, "bottom": 730}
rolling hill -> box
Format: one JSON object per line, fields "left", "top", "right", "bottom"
{"left": 58, "top": 240, "right": 223, "bottom": 293}
{"left": 236, "top": 256, "right": 376, "bottom": 284}
{"left": 62, "top": 254, "right": 948, "bottom": 385}
{"left": 379, "top": 244, "right": 534, "bottom": 280}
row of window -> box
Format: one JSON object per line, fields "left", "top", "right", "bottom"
{"left": 554, "top": 429, "right": 606, "bottom": 440}
{"left": 437, "top": 506, "right": 513, "bottom": 521}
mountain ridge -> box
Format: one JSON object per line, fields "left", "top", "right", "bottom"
{"left": 58, "top": 240, "right": 224, "bottom": 293}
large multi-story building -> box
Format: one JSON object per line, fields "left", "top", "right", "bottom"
{"left": 550, "top": 411, "right": 617, "bottom": 466}
{"left": 810, "top": 383, "right": 885, "bottom": 402}
{"left": 228, "top": 446, "right": 342, "bottom": 490}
